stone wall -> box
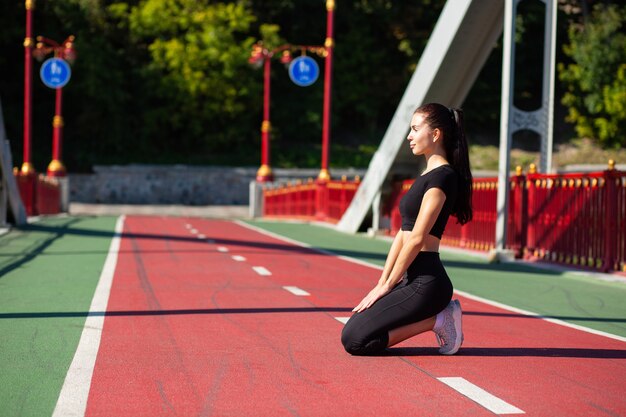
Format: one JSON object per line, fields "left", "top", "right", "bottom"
{"left": 69, "top": 165, "right": 366, "bottom": 205}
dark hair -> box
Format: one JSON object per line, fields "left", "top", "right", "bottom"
{"left": 414, "top": 102, "right": 473, "bottom": 224}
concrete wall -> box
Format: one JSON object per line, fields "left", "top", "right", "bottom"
{"left": 69, "top": 165, "right": 365, "bottom": 205}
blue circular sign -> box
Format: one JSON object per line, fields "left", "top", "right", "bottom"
{"left": 288, "top": 56, "right": 320, "bottom": 87}
{"left": 40, "top": 58, "right": 71, "bottom": 89}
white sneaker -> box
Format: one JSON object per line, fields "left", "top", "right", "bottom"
{"left": 433, "top": 299, "right": 463, "bottom": 355}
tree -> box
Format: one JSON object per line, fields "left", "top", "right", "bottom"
{"left": 558, "top": 3, "right": 626, "bottom": 147}
{"left": 123, "top": 0, "right": 260, "bottom": 157}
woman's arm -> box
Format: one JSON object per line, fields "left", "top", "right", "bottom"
{"left": 384, "top": 188, "right": 446, "bottom": 288}
{"left": 352, "top": 229, "right": 405, "bottom": 312}
{"left": 377, "top": 230, "right": 405, "bottom": 285}
{"left": 353, "top": 187, "right": 446, "bottom": 313}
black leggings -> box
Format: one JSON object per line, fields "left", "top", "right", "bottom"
{"left": 341, "top": 251, "right": 453, "bottom": 355}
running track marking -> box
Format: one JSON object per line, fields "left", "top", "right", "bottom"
{"left": 52, "top": 215, "right": 125, "bottom": 417}
{"left": 190, "top": 228, "right": 198, "bottom": 234}
{"left": 454, "top": 289, "right": 626, "bottom": 343}
{"left": 252, "top": 266, "right": 272, "bottom": 276}
{"left": 197, "top": 234, "right": 206, "bottom": 239}
{"left": 217, "top": 246, "right": 229, "bottom": 253}
{"left": 235, "top": 223, "right": 524, "bottom": 412}
{"left": 438, "top": 377, "right": 525, "bottom": 414}
{"left": 283, "top": 286, "right": 310, "bottom": 296}
{"left": 235, "top": 220, "right": 626, "bottom": 343}
{"left": 231, "top": 255, "right": 246, "bottom": 262}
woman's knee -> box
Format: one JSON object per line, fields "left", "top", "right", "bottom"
{"left": 341, "top": 325, "right": 388, "bottom": 356}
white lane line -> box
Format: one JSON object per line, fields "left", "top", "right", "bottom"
{"left": 217, "top": 246, "right": 229, "bottom": 253}
{"left": 53, "top": 215, "right": 125, "bottom": 417}
{"left": 235, "top": 220, "right": 626, "bottom": 343}
{"left": 185, "top": 224, "right": 192, "bottom": 229}
{"left": 335, "top": 317, "right": 350, "bottom": 324}
{"left": 437, "top": 377, "right": 524, "bottom": 415}
{"left": 197, "top": 234, "right": 206, "bottom": 239}
{"left": 232, "top": 255, "right": 246, "bottom": 262}
{"left": 283, "top": 286, "right": 310, "bottom": 296}
{"left": 252, "top": 266, "right": 271, "bottom": 276}
{"left": 190, "top": 228, "right": 198, "bottom": 234}
{"left": 454, "top": 289, "right": 626, "bottom": 343}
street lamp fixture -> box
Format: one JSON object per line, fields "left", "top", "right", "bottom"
{"left": 248, "top": 42, "right": 328, "bottom": 183}
{"left": 249, "top": 0, "right": 334, "bottom": 185}
{"left": 33, "top": 35, "right": 76, "bottom": 177}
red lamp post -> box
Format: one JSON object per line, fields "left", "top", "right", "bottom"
{"left": 319, "top": 0, "right": 335, "bottom": 183}
{"left": 249, "top": 44, "right": 293, "bottom": 183}
{"left": 249, "top": 1, "right": 335, "bottom": 185}
{"left": 22, "top": 0, "right": 35, "bottom": 177}
{"left": 33, "top": 35, "right": 76, "bottom": 177}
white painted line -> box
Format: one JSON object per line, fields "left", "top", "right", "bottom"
{"left": 190, "top": 228, "right": 198, "bottom": 234}
{"left": 53, "top": 215, "right": 125, "bottom": 417}
{"left": 235, "top": 220, "right": 626, "bottom": 343}
{"left": 438, "top": 377, "right": 524, "bottom": 415}
{"left": 185, "top": 224, "right": 192, "bottom": 229}
{"left": 217, "top": 246, "right": 229, "bottom": 253}
{"left": 235, "top": 220, "right": 381, "bottom": 270}
{"left": 335, "top": 317, "right": 350, "bottom": 324}
{"left": 252, "top": 266, "right": 272, "bottom": 276}
{"left": 197, "top": 234, "right": 206, "bottom": 239}
{"left": 232, "top": 255, "right": 246, "bottom": 262}
{"left": 283, "top": 286, "right": 310, "bottom": 296}
{"left": 454, "top": 289, "right": 626, "bottom": 343}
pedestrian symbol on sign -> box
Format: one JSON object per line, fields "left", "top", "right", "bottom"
{"left": 288, "top": 56, "right": 320, "bottom": 87}
{"left": 40, "top": 57, "right": 72, "bottom": 89}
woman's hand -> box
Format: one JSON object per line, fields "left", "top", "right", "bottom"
{"left": 352, "top": 283, "right": 391, "bottom": 313}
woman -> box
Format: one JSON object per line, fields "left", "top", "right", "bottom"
{"left": 341, "top": 102, "right": 473, "bottom": 356}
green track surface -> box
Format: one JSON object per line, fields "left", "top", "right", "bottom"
{"left": 0, "top": 216, "right": 118, "bottom": 417}
{"left": 247, "top": 220, "right": 626, "bottom": 338}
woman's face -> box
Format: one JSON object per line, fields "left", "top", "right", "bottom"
{"left": 407, "top": 112, "right": 436, "bottom": 156}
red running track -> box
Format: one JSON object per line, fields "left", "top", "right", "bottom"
{"left": 84, "top": 217, "right": 626, "bottom": 416}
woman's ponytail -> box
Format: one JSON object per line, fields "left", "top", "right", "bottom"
{"left": 414, "top": 103, "right": 473, "bottom": 224}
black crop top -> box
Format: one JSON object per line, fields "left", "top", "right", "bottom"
{"left": 398, "top": 165, "right": 458, "bottom": 238}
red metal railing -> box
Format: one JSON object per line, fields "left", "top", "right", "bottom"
{"left": 525, "top": 169, "right": 626, "bottom": 272}
{"left": 263, "top": 176, "right": 360, "bottom": 223}
{"left": 36, "top": 175, "right": 62, "bottom": 215}
{"left": 385, "top": 166, "right": 625, "bottom": 273}
{"left": 13, "top": 170, "right": 62, "bottom": 216}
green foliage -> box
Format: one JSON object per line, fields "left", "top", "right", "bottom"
{"left": 558, "top": 4, "right": 626, "bottom": 148}
{"left": 1, "top": 0, "right": 617, "bottom": 172}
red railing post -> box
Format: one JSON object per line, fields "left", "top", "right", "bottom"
{"left": 511, "top": 166, "right": 526, "bottom": 257}
{"left": 604, "top": 162, "right": 617, "bottom": 272}
{"left": 525, "top": 164, "right": 538, "bottom": 259}
{"left": 315, "top": 178, "right": 329, "bottom": 220}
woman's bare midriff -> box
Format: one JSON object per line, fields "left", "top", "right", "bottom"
{"left": 400, "top": 230, "right": 441, "bottom": 253}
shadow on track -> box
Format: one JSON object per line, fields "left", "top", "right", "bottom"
{"left": 385, "top": 346, "right": 626, "bottom": 359}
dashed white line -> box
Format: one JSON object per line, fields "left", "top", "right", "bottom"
{"left": 232, "top": 255, "right": 246, "bottom": 262}
{"left": 197, "top": 234, "right": 206, "bottom": 239}
{"left": 437, "top": 377, "right": 525, "bottom": 415}
{"left": 335, "top": 317, "right": 350, "bottom": 324}
{"left": 185, "top": 224, "right": 192, "bottom": 229}
{"left": 252, "top": 266, "right": 271, "bottom": 276}
{"left": 235, "top": 220, "right": 626, "bottom": 343}
{"left": 217, "top": 246, "right": 229, "bottom": 253}
{"left": 190, "top": 228, "right": 198, "bottom": 234}
{"left": 283, "top": 286, "right": 310, "bottom": 296}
